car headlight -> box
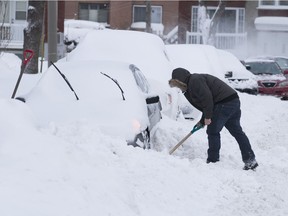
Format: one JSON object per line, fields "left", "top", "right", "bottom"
{"left": 279, "top": 81, "right": 288, "bottom": 87}
{"left": 132, "top": 119, "right": 141, "bottom": 134}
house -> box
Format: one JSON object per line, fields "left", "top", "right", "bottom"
{"left": 0, "top": 1, "right": 28, "bottom": 55}
{"left": 64, "top": 0, "right": 179, "bottom": 40}
{"left": 179, "top": 0, "right": 288, "bottom": 59}
{"left": 65, "top": 0, "right": 288, "bottom": 58}
{"left": 0, "top": 0, "right": 65, "bottom": 58}
{"left": 179, "top": 1, "right": 248, "bottom": 58}
{"left": 1, "top": 0, "right": 288, "bottom": 60}
{"left": 254, "top": 0, "right": 288, "bottom": 57}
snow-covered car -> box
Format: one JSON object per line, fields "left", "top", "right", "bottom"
{"left": 63, "top": 29, "right": 181, "bottom": 120}
{"left": 65, "top": 29, "right": 173, "bottom": 83}
{"left": 64, "top": 19, "right": 106, "bottom": 52}
{"left": 17, "top": 60, "right": 162, "bottom": 149}
{"left": 244, "top": 59, "right": 288, "bottom": 97}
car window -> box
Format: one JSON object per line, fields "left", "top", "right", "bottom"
{"left": 275, "top": 58, "right": 288, "bottom": 69}
{"left": 129, "top": 64, "right": 149, "bottom": 93}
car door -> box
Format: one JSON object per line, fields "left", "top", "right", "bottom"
{"left": 129, "top": 64, "right": 162, "bottom": 130}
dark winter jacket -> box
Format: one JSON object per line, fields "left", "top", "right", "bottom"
{"left": 171, "top": 68, "right": 238, "bottom": 122}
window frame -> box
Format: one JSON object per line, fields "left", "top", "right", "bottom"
{"left": 15, "top": 1, "right": 27, "bottom": 21}
{"left": 78, "top": 3, "right": 109, "bottom": 23}
{"left": 258, "top": 0, "right": 288, "bottom": 9}
{"left": 191, "top": 6, "right": 245, "bottom": 34}
{"left": 132, "top": 5, "right": 162, "bottom": 24}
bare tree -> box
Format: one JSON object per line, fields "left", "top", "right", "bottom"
{"left": 23, "top": 1, "right": 45, "bottom": 74}
{"left": 198, "top": 0, "right": 227, "bottom": 46}
{"left": 0, "top": 0, "right": 10, "bottom": 52}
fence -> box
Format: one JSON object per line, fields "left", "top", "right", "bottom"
{"left": 186, "top": 31, "right": 247, "bottom": 50}
{"left": 0, "top": 23, "right": 25, "bottom": 49}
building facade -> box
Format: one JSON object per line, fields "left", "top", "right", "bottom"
{"left": 0, "top": 1, "right": 65, "bottom": 56}
{"left": 1, "top": 0, "right": 288, "bottom": 59}
{"left": 254, "top": 0, "right": 288, "bottom": 57}
{"left": 179, "top": 0, "right": 288, "bottom": 58}
{"left": 64, "top": 0, "right": 179, "bottom": 37}
{"left": 0, "top": 1, "right": 28, "bottom": 53}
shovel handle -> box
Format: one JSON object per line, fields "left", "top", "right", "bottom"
{"left": 11, "top": 49, "right": 34, "bottom": 99}
{"left": 169, "top": 132, "right": 193, "bottom": 155}
{"left": 169, "top": 124, "right": 204, "bottom": 155}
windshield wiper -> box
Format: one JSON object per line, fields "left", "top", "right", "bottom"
{"left": 100, "top": 72, "right": 125, "bottom": 101}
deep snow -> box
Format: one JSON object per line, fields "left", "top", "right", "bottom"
{"left": 1, "top": 46, "right": 288, "bottom": 215}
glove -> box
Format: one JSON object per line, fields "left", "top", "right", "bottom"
{"left": 192, "top": 121, "right": 204, "bottom": 132}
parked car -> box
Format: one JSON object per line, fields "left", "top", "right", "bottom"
{"left": 17, "top": 60, "right": 162, "bottom": 149}
{"left": 244, "top": 59, "right": 288, "bottom": 97}
{"left": 63, "top": 29, "right": 181, "bottom": 120}
{"left": 281, "top": 91, "right": 288, "bottom": 100}
{"left": 247, "top": 55, "right": 288, "bottom": 72}
{"left": 64, "top": 19, "right": 106, "bottom": 52}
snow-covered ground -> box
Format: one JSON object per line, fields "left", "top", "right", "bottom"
{"left": 1, "top": 46, "right": 288, "bottom": 216}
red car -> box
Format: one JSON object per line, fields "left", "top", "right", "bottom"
{"left": 245, "top": 59, "right": 288, "bottom": 97}
{"left": 257, "top": 78, "right": 288, "bottom": 96}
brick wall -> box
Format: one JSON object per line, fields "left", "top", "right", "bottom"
{"left": 109, "top": 1, "right": 132, "bottom": 29}
{"left": 258, "top": 9, "right": 288, "bottom": 17}
{"left": 64, "top": 1, "right": 178, "bottom": 35}
{"left": 65, "top": 1, "right": 79, "bottom": 19}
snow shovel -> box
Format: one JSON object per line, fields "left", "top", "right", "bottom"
{"left": 169, "top": 124, "right": 203, "bottom": 155}
{"left": 11, "top": 49, "right": 34, "bottom": 99}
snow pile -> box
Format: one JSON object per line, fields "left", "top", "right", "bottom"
{"left": 0, "top": 41, "right": 288, "bottom": 216}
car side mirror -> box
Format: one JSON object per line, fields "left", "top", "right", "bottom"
{"left": 245, "top": 65, "right": 251, "bottom": 70}
{"left": 225, "top": 71, "right": 233, "bottom": 78}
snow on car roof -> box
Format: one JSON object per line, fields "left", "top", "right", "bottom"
{"left": 65, "top": 29, "right": 173, "bottom": 83}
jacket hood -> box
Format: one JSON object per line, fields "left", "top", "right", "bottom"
{"left": 172, "top": 68, "right": 191, "bottom": 84}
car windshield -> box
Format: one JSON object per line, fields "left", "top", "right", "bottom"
{"left": 246, "top": 61, "right": 282, "bottom": 75}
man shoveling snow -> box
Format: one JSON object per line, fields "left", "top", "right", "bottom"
{"left": 169, "top": 67, "right": 258, "bottom": 170}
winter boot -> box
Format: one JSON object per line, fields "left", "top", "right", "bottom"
{"left": 206, "top": 158, "right": 219, "bottom": 164}
{"left": 243, "top": 159, "right": 258, "bottom": 170}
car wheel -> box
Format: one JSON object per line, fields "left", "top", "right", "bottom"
{"left": 128, "top": 128, "right": 151, "bottom": 149}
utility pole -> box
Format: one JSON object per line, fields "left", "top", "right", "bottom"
{"left": 48, "top": 0, "right": 57, "bottom": 67}
{"left": 145, "top": 0, "right": 152, "bottom": 33}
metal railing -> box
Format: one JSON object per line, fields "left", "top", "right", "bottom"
{"left": 0, "top": 23, "right": 25, "bottom": 48}
{"left": 164, "top": 26, "right": 178, "bottom": 44}
{"left": 186, "top": 31, "right": 247, "bottom": 50}
{"left": 0, "top": 25, "right": 11, "bottom": 40}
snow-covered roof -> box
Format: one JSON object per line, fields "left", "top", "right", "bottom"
{"left": 255, "top": 16, "right": 288, "bottom": 31}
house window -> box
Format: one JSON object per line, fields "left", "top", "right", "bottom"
{"left": 261, "top": 0, "right": 275, "bottom": 5}
{"left": 259, "top": 0, "right": 288, "bottom": 7}
{"left": 15, "top": 1, "right": 27, "bottom": 20}
{"left": 191, "top": 6, "right": 245, "bottom": 34}
{"left": 79, "top": 3, "right": 109, "bottom": 23}
{"left": 133, "top": 5, "right": 162, "bottom": 23}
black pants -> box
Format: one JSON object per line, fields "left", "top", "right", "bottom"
{"left": 206, "top": 98, "right": 256, "bottom": 162}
